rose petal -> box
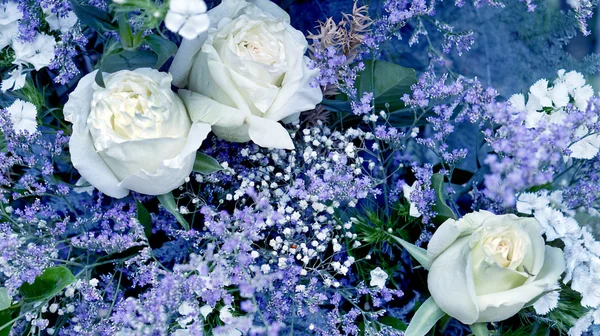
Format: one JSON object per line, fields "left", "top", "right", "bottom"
{"left": 188, "top": 44, "right": 252, "bottom": 113}
{"left": 178, "top": 89, "right": 246, "bottom": 127}
{"left": 118, "top": 122, "right": 211, "bottom": 195}
{"left": 247, "top": 115, "right": 294, "bottom": 149}
{"left": 266, "top": 56, "right": 322, "bottom": 122}
{"left": 428, "top": 236, "right": 479, "bottom": 324}
{"left": 249, "top": 0, "right": 290, "bottom": 22}
{"left": 63, "top": 71, "right": 129, "bottom": 199}
{"left": 427, "top": 210, "right": 495, "bottom": 260}
{"left": 475, "top": 246, "right": 565, "bottom": 323}
{"left": 70, "top": 119, "right": 129, "bottom": 199}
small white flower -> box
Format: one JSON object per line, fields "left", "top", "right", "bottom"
{"left": 13, "top": 33, "right": 56, "bottom": 71}
{"left": 557, "top": 69, "right": 585, "bottom": 93}
{"left": 569, "top": 124, "right": 600, "bottom": 160}
{"left": 0, "top": 2, "right": 21, "bottom": 25}
{"left": 199, "top": 304, "right": 213, "bottom": 318}
{"left": 533, "top": 288, "right": 560, "bottom": 315}
{"left": 6, "top": 99, "right": 37, "bottom": 134}
{"left": 369, "top": 267, "right": 388, "bottom": 289}
{"left": 529, "top": 79, "right": 553, "bottom": 107}
{"left": 402, "top": 182, "right": 421, "bottom": 218}
{"left": 1, "top": 66, "right": 26, "bottom": 92}
{"left": 178, "top": 301, "right": 194, "bottom": 315}
{"left": 165, "top": 0, "right": 209, "bottom": 40}
{"left": 219, "top": 305, "right": 234, "bottom": 324}
{"left": 549, "top": 82, "right": 569, "bottom": 108}
{"left": 43, "top": 6, "right": 77, "bottom": 32}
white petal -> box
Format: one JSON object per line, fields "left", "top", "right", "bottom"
{"left": 247, "top": 114, "right": 294, "bottom": 149}
{"left": 266, "top": 56, "right": 322, "bottom": 121}
{"left": 70, "top": 120, "right": 129, "bottom": 198}
{"left": 117, "top": 122, "right": 211, "bottom": 195}
{"left": 427, "top": 211, "right": 495, "bottom": 260}
{"left": 248, "top": 0, "right": 290, "bottom": 22}
{"left": 188, "top": 44, "right": 252, "bottom": 113}
{"left": 508, "top": 94, "right": 526, "bottom": 111}
{"left": 533, "top": 289, "right": 559, "bottom": 315}
{"left": 570, "top": 130, "right": 600, "bottom": 160}
{"left": 476, "top": 246, "right": 565, "bottom": 323}
{"left": 165, "top": 11, "right": 186, "bottom": 34}
{"left": 178, "top": 14, "right": 210, "bottom": 40}
{"left": 549, "top": 83, "right": 569, "bottom": 108}
{"left": 64, "top": 71, "right": 129, "bottom": 198}
{"left": 428, "top": 236, "right": 480, "bottom": 324}
{"left": 178, "top": 89, "right": 246, "bottom": 127}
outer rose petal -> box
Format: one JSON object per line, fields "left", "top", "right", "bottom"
{"left": 428, "top": 236, "right": 479, "bottom": 324}
{"left": 118, "top": 122, "right": 212, "bottom": 195}
{"left": 248, "top": 0, "right": 290, "bottom": 22}
{"left": 266, "top": 56, "right": 322, "bottom": 122}
{"left": 64, "top": 71, "right": 129, "bottom": 198}
{"left": 475, "top": 246, "right": 565, "bottom": 323}
{"left": 427, "top": 210, "right": 495, "bottom": 260}
{"left": 189, "top": 44, "right": 252, "bottom": 113}
{"left": 247, "top": 115, "right": 294, "bottom": 149}
{"left": 178, "top": 89, "right": 246, "bottom": 127}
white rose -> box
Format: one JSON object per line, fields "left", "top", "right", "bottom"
{"left": 427, "top": 211, "right": 565, "bottom": 324}
{"left": 64, "top": 68, "right": 211, "bottom": 198}
{"left": 169, "top": 0, "right": 322, "bottom": 149}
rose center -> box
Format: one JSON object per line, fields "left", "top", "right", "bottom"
{"left": 481, "top": 230, "right": 527, "bottom": 269}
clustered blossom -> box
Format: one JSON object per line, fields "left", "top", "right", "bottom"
{"left": 483, "top": 72, "right": 600, "bottom": 207}
{"left": 516, "top": 190, "right": 600, "bottom": 334}
{"left": 1, "top": 0, "right": 86, "bottom": 87}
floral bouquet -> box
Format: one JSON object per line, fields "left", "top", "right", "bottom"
{"left": 1, "top": 0, "right": 600, "bottom": 334}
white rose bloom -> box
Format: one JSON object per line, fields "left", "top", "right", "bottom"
{"left": 63, "top": 68, "right": 211, "bottom": 198}
{"left": 427, "top": 211, "right": 565, "bottom": 324}
{"left": 170, "top": 0, "right": 322, "bottom": 150}
{"left": 6, "top": 99, "right": 37, "bottom": 134}
{"left": 165, "top": 0, "right": 210, "bottom": 40}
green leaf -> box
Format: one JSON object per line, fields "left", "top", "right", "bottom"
{"left": 0, "top": 307, "right": 19, "bottom": 336}
{"left": 144, "top": 34, "right": 178, "bottom": 69}
{"left": 117, "top": 13, "right": 135, "bottom": 49}
{"left": 136, "top": 200, "right": 152, "bottom": 239}
{"left": 356, "top": 60, "right": 417, "bottom": 111}
{"left": 101, "top": 50, "right": 159, "bottom": 73}
{"left": 389, "top": 234, "right": 431, "bottom": 269}
{"left": 431, "top": 174, "right": 457, "bottom": 224}
{"left": 95, "top": 69, "right": 106, "bottom": 88}
{"left": 0, "top": 288, "right": 10, "bottom": 311}
{"left": 193, "top": 152, "right": 223, "bottom": 175}
{"left": 19, "top": 266, "right": 76, "bottom": 302}
{"left": 157, "top": 193, "right": 190, "bottom": 230}
{"left": 470, "top": 323, "right": 490, "bottom": 336}
{"left": 69, "top": 0, "right": 117, "bottom": 34}
{"left": 405, "top": 297, "right": 446, "bottom": 336}
{"left": 379, "top": 316, "right": 408, "bottom": 331}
